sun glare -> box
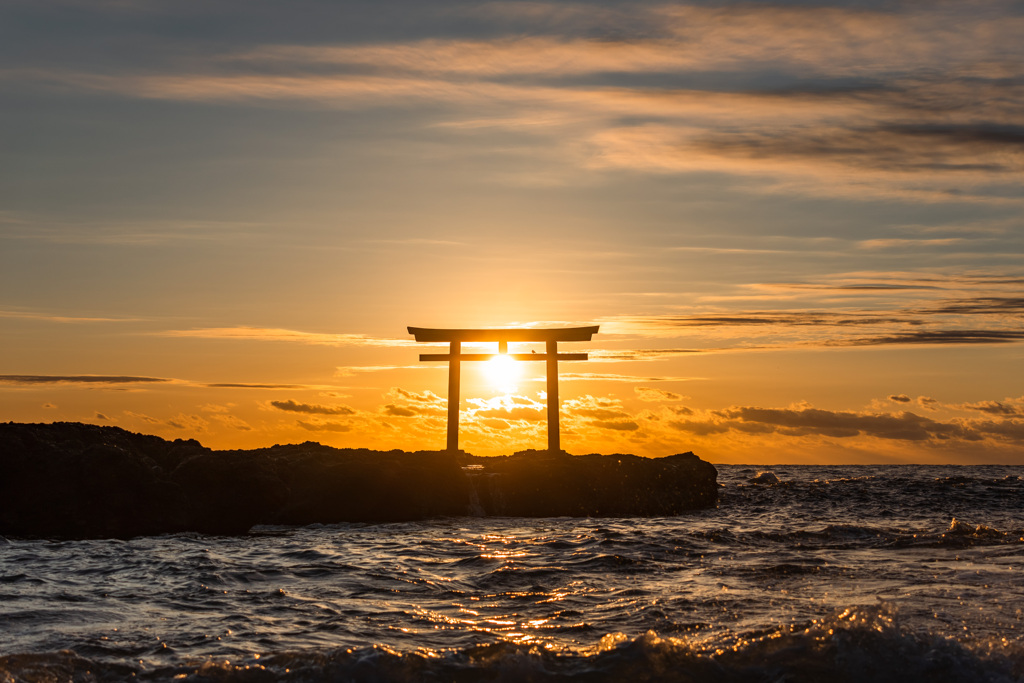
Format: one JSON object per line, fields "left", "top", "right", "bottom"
{"left": 484, "top": 354, "right": 521, "bottom": 392}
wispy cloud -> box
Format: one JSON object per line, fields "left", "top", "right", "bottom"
{"left": 158, "top": 326, "right": 416, "bottom": 347}
{"left": 222, "top": 6, "right": 1022, "bottom": 81}
{"left": 386, "top": 387, "right": 444, "bottom": 404}
{"left": 335, "top": 365, "right": 432, "bottom": 377}
{"left": 269, "top": 399, "right": 355, "bottom": 416}
{"left": 362, "top": 238, "right": 465, "bottom": 247}
{"left": 297, "top": 420, "right": 352, "bottom": 432}
{"left": 122, "top": 409, "right": 251, "bottom": 432}
{"left": 204, "top": 383, "right": 305, "bottom": 389}
{"left": 635, "top": 387, "right": 685, "bottom": 402}
{"left": 0, "top": 310, "right": 138, "bottom": 323}
{"left": 0, "top": 374, "right": 322, "bottom": 390}
{"left": 589, "top": 349, "right": 712, "bottom": 361}
{"left": 0, "top": 213, "right": 270, "bottom": 246}
{"left": 5, "top": 3, "right": 1020, "bottom": 200}
{"left": 595, "top": 270, "right": 1024, "bottom": 354}
{"left": 562, "top": 394, "right": 640, "bottom": 432}
{"left": 858, "top": 238, "right": 968, "bottom": 250}
{"left": 0, "top": 374, "right": 170, "bottom": 385}
{"left": 668, "top": 404, "right": 1024, "bottom": 445}
{"left": 560, "top": 372, "right": 702, "bottom": 382}
{"left": 957, "top": 398, "right": 1024, "bottom": 417}
{"left": 838, "top": 330, "right": 1024, "bottom": 346}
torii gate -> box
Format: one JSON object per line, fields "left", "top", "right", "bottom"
{"left": 408, "top": 326, "right": 599, "bottom": 452}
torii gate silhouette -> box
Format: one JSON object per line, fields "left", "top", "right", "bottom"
{"left": 408, "top": 326, "right": 599, "bottom": 452}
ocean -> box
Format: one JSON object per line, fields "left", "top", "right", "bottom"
{"left": 1, "top": 464, "right": 1022, "bottom": 682}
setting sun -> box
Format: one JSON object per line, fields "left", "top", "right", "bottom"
{"left": 483, "top": 354, "right": 521, "bottom": 392}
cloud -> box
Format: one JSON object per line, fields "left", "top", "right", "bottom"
{"left": 124, "top": 410, "right": 162, "bottom": 424}
{"left": 158, "top": 326, "right": 415, "bottom": 347}
{"left": 725, "top": 407, "right": 957, "bottom": 440}
{"left": 924, "top": 297, "right": 1024, "bottom": 315}
{"left": 364, "top": 238, "right": 465, "bottom": 247}
{"left": 0, "top": 374, "right": 170, "bottom": 384}
{"left": 591, "top": 419, "right": 640, "bottom": 431}
{"left": 379, "top": 388, "right": 447, "bottom": 418}
{"left": 386, "top": 387, "right": 443, "bottom": 404}
{"left": 335, "top": 365, "right": 431, "bottom": 376}
{"left": 590, "top": 349, "right": 709, "bottom": 361}
{"left": 560, "top": 395, "right": 646, "bottom": 434}
{"left": 205, "top": 7, "right": 1024, "bottom": 84}
{"left": 888, "top": 394, "right": 912, "bottom": 403}
{"left": 599, "top": 310, "right": 914, "bottom": 342}
{"left": 572, "top": 406, "right": 632, "bottom": 421}
{"left": 667, "top": 404, "right": 1024, "bottom": 445}
{"left": 0, "top": 375, "right": 312, "bottom": 390}
{"left": 0, "top": 309, "right": 137, "bottom": 323}
{"left": 270, "top": 399, "right": 355, "bottom": 415}
{"left": 120, "top": 409, "right": 227, "bottom": 433}
{"left": 472, "top": 406, "right": 546, "bottom": 422}
{"left": 841, "top": 330, "right": 1024, "bottom": 346}
{"left": 958, "top": 400, "right": 1023, "bottom": 417}
{"left": 7, "top": 2, "right": 1021, "bottom": 200}
{"left": 165, "top": 414, "right": 209, "bottom": 431}
{"left": 595, "top": 274, "right": 1024, "bottom": 355}
{"left": 584, "top": 115, "right": 1024, "bottom": 200}
{"left": 297, "top": 421, "right": 352, "bottom": 432}
{"left": 206, "top": 383, "right": 304, "bottom": 389}
{"left": 465, "top": 395, "right": 546, "bottom": 422}
{"left": 688, "top": 122, "right": 1024, "bottom": 176}
{"left": 759, "top": 282, "right": 944, "bottom": 292}
{"left": 1, "top": 215, "right": 268, "bottom": 247}
{"left": 618, "top": 313, "right": 909, "bottom": 328}
{"left": 210, "top": 414, "right": 253, "bottom": 431}
{"left": 382, "top": 404, "right": 418, "bottom": 417}
{"left": 560, "top": 372, "right": 701, "bottom": 382}
{"left": 635, "top": 387, "right": 684, "bottom": 402}
{"left": 859, "top": 238, "right": 967, "bottom": 250}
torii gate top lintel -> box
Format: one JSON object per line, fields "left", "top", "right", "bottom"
{"left": 408, "top": 325, "right": 599, "bottom": 452}
{"left": 407, "top": 326, "right": 598, "bottom": 343}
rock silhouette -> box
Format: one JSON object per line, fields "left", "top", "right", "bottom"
{"left": 0, "top": 422, "right": 718, "bottom": 539}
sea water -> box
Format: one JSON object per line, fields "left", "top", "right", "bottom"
{"left": 1, "top": 465, "right": 1022, "bottom": 681}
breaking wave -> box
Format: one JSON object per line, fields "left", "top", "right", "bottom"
{"left": 3, "top": 605, "right": 1021, "bottom": 682}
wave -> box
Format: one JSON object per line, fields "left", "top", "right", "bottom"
{"left": 689, "top": 518, "right": 1024, "bottom": 552}
{"left": 3, "top": 605, "right": 1020, "bottom": 682}
{"left": 719, "top": 465, "right": 1024, "bottom": 534}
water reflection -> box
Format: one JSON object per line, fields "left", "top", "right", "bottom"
{"left": 3, "top": 465, "right": 1022, "bottom": 670}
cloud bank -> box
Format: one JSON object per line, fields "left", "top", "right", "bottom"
{"left": 5, "top": 2, "right": 1022, "bottom": 200}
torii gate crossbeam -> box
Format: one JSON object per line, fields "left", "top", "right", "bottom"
{"left": 408, "top": 326, "right": 599, "bottom": 452}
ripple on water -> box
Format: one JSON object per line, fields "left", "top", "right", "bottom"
{"left": 1, "top": 466, "right": 1023, "bottom": 678}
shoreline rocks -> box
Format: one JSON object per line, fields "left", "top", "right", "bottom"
{"left": 0, "top": 422, "right": 718, "bottom": 539}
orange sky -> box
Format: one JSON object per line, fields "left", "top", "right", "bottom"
{"left": 1, "top": 1, "right": 1022, "bottom": 463}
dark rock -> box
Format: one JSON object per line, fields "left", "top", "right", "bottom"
{"left": 748, "top": 470, "right": 781, "bottom": 485}
{"left": 461, "top": 450, "right": 718, "bottom": 516}
{"left": 0, "top": 422, "right": 718, "bottom": 539}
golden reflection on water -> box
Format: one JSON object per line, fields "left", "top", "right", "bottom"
{"left": 477, "top": 534, "right": 531, "bottom": 561}
{"left": 400, "top": 531, "right": 591, "bottom": 646}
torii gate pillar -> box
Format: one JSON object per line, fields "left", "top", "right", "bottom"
{"left": 546, "top": 339, "right": 560, "bottom": 452}
{"left": 446, "top": 340, "right": 461, "bottom": 452}
{"left": 408, "top": 326, "right": 599, "bottom": 453}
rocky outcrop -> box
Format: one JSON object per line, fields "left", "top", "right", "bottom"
{"left": 462, "top": 450, "right": 718, "bottom": 517}
{"left": 0, "top": 422, "right": 718, "bottom": 539}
